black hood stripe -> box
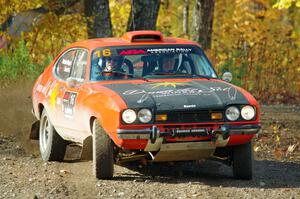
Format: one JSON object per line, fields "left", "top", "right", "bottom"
{"left": 103, "top": 80, "right": 249, "bottom": 111}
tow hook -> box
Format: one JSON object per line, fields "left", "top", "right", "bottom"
{"left": 210, "top": 132, "right": 217, "bottom": 143}
{"left": 150, "top": 126, "right": 158, "bottom": 144}
{"left": 212, "top": 126, "right": 229, "bottom": 140}
{"left": 221, "top": 125, "right": 230, "bottom": 139}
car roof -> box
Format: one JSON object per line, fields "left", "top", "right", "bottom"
{"left": 67, "top": 30, "right": 200, "bottom": 50}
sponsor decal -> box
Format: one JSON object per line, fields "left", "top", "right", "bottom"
{"left": 62, "top": 59, "right": 72, "bottom": 66}
{"left": 37, "top": 80, "right": 61, "bottom": 109}
{"left": 119, "top": 49, "right": 146, "bottom": 55}
{"left": 184, "top": 104, "right": 196, "bottom": 108}
{"left": 63, "top": 67, "right": 71, "bottom": 73}
{"left": 123, "top": 87, "right": 232, "bottom": 96}
{"left": 56, "top": 97, "right": 62, "bottom": 105}
{"left": 103, "top": 80, "right": 248, "bottom": 108}
{"left": 147, "top": 48, "right": 192, "bottom": 54}
{"left": 36, "top": 80, "right": 53, "bottom": 96}
{"left": 49, "top": 83, "right": 60, "bottom": 110}
{"left": 123, "top": 86, "right": 236, "bottom": 104}
{"left": 36, "top": 84, "right": 43, "bottom": 93}
{"left": 96, "top": 49, "right": 111, "bottom": 57}
{"left": 37, "top": 80, "right": 60, "bottom": 110}
{"left": 149, "top": 82, "right": 191, "bottom": 89}
{"left": 62, "top": 91, "right": 77, "bottom": 116}
{"left": 227, "top": 87, "right": 237, "bottom": 100}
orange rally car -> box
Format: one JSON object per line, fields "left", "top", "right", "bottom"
{"left": 30, "top": 31, "right": 260, "bottom": 180}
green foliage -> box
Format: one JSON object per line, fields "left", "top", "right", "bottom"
{"left": 110, "top": 0, "right": 131, "bottom": 37}
{"left": 212, "top": 0, "right": 300, "bottom": 103}
{"left": 0, "top": 0, "right": 44, "bottom": 24}
{"left": 157, "top": 0, "right": 190, "bottom": 38}
{"left": 0, "top": 41, "right": 42, "bottom": 82}
{"left": 0, "top": 0, "right": 300, "bottom": 103}
{"left": 273, "top": 0, "right": 300, "bottom": 9}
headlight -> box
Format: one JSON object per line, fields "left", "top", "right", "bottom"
{"left": 241, "top": 105, "right": 255, "bottom": 120}
{"left": 137, "top": 109, "right": 152, "bottom": 123}
{"left": 225, "top": 106, "right": 240, "bottom": 121}
{"left": 122, "top": 109, "right": 137, "bottom": 124}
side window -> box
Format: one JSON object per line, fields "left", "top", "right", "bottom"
{"left": 71, "top": 49, "right": 88, "bottom": 80}
{"left": 177, "top": 54, "right": 194, "bottom": 75}
{"left": 181, "top": 61, "right": 192, "bottom": 74}
{"left": 190, "top": 54, "right": 206, "bottom": 75}
{"left": 55, "top": 50, "right": 77, "bottom": 80}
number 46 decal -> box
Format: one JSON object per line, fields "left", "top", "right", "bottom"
{"left": 96, "top": 49, "right": 111, "bottom": 57}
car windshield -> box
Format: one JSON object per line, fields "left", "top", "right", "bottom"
{"left": 90, "top": 45, "right": 217, "bottom": 81}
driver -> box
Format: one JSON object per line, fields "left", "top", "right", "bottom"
{"left": 160, "top": 54, "right": 176, "bottom": 73}
{"left": 102, "top": 56, "right": 122, "bottom": 72}
{"left": 96, "top": 56, "right": 127, "bottom": 80}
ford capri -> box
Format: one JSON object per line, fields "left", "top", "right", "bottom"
{"left": 30, "top": 31, "right": 260, "bottom": 180}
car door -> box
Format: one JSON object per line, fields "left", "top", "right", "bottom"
{"left": 58, "top": 48, "right": 89, "bottom": 142}
{"left": 50, "top": 48, "right": 78, "bottom": 140}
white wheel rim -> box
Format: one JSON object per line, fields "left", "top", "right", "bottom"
{"left": 40, "top": 115, "right": 50, "bottom": 153}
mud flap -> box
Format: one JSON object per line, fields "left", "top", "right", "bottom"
{"left": 30, "top": 121, "right": 40, "bottom": 140}
{"left": 80, "top": 135, "right": 92, "bottom": 160}
{"left": 153, "top": 142, "right": 216, "bottom": 162}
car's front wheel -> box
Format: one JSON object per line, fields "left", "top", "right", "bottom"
{"left": 232, "top": 142, "right": 253, "bottom": 180}
{"left": 92, "top": 119, "right": 114, "bottom": 179}
{"left": 39, "top": 109, "right": 67, "bottom": 161}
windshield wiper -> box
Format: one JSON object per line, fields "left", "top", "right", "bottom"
{"left": 146, "top": 72, "right": 211, "bottom": 80}
{"left": 147, "top": 72, "right": 190, "bottom": 76}
{"left": 101, "top": 71, "right": 130, "bottom": 76}
{"left": 133, "top": 75, "right": 150, "bottom": 81}
{"left": 190, "top": 74, "right": 211, "bottom": 80}
{"left": 101, "top": 71, "right": 150, "bottom": 81}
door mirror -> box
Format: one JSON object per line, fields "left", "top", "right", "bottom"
{"left": 222, "top": 72, "right": 233, "bottom": 82}
{"left": 66, "top": 77, "right": 81, "bottom": 88}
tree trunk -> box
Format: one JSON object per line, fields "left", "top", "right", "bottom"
{"left": 183, "top": 0, "right": 189, "bottom": 35}
{"left": 127, "top": 0, "right": 160, "bottom": 31}
{"left": 192, "top": 0, "right": 215, "bottom": 50}
{"left": 84, "top": 0, "right": 112, "bottom": 38}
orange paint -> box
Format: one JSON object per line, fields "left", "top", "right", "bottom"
{"left": 32, "top": 31, "right": 260, "bottom": 150}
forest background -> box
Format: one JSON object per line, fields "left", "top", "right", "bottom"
{"left": 0, "top": 0, "right": 299, "bottom": 104}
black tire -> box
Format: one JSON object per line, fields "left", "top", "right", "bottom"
{"left": 92, "top": 119, "right": 114, "bottom": 179}
{"left": 232, "top": 142, "right": 253, "bottom": 180}
{"left": 39, "top": 109, "right": 67, "bottom": 161}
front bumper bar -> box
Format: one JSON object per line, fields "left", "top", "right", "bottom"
{"left": 117, "top": 124, "right": 261, "bottom": 143}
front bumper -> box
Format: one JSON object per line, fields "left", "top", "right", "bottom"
{"left": 117, "top": 124, "right": 261, "bottom": 143}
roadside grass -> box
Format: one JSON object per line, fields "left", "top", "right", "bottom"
{"left": 0, "top": 41, "right": 50, "bottom": 87}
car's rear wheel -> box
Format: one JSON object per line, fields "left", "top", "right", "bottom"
{"left": 232, "top": 142, "right": 253, "bottom": 180}
{"left": 92, "top": 119, "right": 114, "bottom": 179}
{"left": 39, "top": 109, "right": 67, "bottom": 161}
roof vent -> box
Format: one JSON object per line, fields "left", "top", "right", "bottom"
{"left": 122, "top": 31, "right": 163, "bottom": 42}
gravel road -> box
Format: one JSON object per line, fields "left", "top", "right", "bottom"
{"left": 0, "top": 81, "right": 299, "bottom": 199}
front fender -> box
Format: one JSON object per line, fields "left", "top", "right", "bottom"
{"left": 83, "top": 89, "right": 127, "bottom": 147}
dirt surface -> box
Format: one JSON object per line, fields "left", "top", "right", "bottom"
{"left": 0, "top": 81, "right": 299, "bottom": 199}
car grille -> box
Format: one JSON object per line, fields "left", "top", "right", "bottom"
{"left": 155, "top": 110, "right": 224, "bottom": 123}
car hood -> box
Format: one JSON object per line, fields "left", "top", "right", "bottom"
{"left": 103, "top": 80, "right": 249, "bottom": 111}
